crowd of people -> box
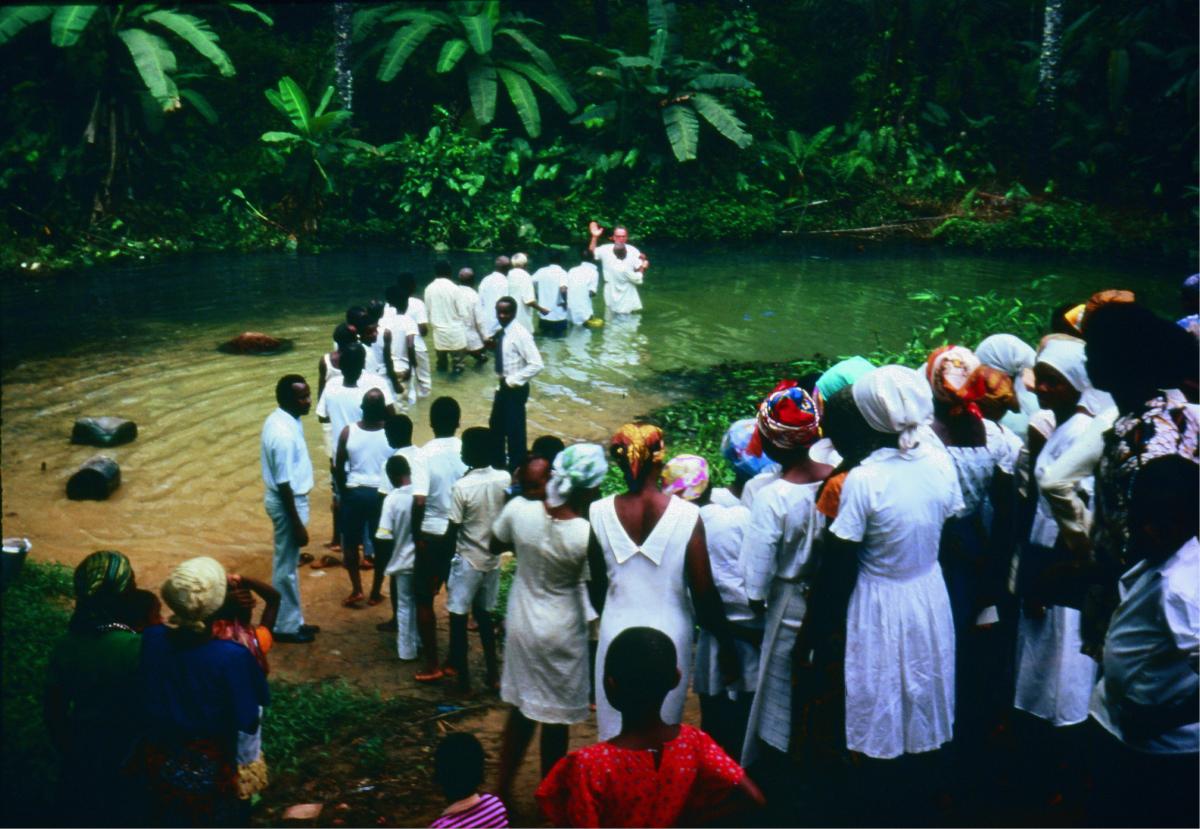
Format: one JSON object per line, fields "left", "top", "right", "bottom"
{"left": 43, "top": 251, "right": 1199, "bottom": 828}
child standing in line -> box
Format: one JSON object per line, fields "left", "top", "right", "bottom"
{"left": 375, "top": 455, "right": 419, "bottom": 661}
{"left": 536, "top": 626, "right": 765, "bottom": 828}
{"left": 446, "top": 427, "right": 512, "bottom": 691}
{"left": 429, "top": 733, "right": 509, "bottom": 828}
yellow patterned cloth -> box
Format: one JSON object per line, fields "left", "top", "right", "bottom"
{"left": 611, "top": 423, "right": 664, "bottom": 483}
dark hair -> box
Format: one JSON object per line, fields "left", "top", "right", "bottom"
{"left": 346, "top": 305, "right": 369, "bottom": 329}
{"left": 1130, "top": 455, "right": 1199, "bottom": 538}
{"left": 385, "top": 413, "right": 414, "bottom": 448}
{"left": 385, "top": 285, "right": 402, "bottom": 308}
{"left": 434, "top": 260, "right": 452, "bottom": 277}
{"left": 530, "top": 435, "right": 566, "bottom": 464}
{"left": 366, "top": 299, "right": 385, "bottom": 324}
{"left": 821, "top": 386, "right": 881, "bottom": 466}
{"left": 396, "top": 272, "right": 417, "bottom": 295}
{"left": 339, "top": 342, "right": 366, "bottom": 380}
{"left": 457, "top": 267, "right": 475, "bottom": 284}
{"left": 118, "top": 588, "right": 163, "bottom": 630}
{"left": 385, "top": 453, "right": 411, "bottom": 485}
{"left": 494, "top": 255, "right": 511, "bottom": 274}
{"left": 797, "top": 371, "right": 822, "bottom": 395}
{"left": 496, "top": 296, "right": 517, "bottom": 313}
{"left": 429, "top": 396, "right": 461, "bottom": 435}
{"left": 604, "top": 626, "right": 677, "bottom": 714}
{"left": 1050, "top": 301, "right": 1078, "bottom": 336}
{"left": 333, "top": 323, "right": 356, "bottom": 348}
{"left": 434, "top": 733, "right": 485, "bottom": 802}
{"left": 1085, "top": 303, "right": 1197, "bottom": 394}
{"left": 461, "top": 427, "right": 492, "bottom": 468}
{"left": 548, "top": 250, "right": 563, "bottom": 265}
{"left": 361, "top": 388, "right": 388, "bottom": 421}
{"left": 275, "top": 373, "right": 307, "bottom": 406}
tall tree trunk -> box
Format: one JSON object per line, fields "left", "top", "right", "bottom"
{"left": 1032, "top": 0, "right": 1062, "bottom": 183}
{"left": 334, "top": 1, "right": 354, "bottom": 113}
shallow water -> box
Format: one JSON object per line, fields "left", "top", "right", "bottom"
{"left": 0, "top": 241, "right": 1181, "bottom": 574}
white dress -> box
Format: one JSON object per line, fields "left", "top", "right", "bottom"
{"left": 494, "top": 499, "right": 592, "bottom": 724}
{"left": 739, "top": 479, "right": 824, "bottom": 766}
{"left": 694, "top": 502, "right": 758, "bottom": 699}
{"left": 1013, "top": 411, "right": 1099, "bottom": 726}
{"left": 830, "top": 444, "right": 963, "bottom": 759}
{"left": 591, "top": 494, "right": 700, "bottom": 740}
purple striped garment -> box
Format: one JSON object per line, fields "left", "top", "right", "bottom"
{"left": 429, "top": 793, "right": 509, "bottom": 828}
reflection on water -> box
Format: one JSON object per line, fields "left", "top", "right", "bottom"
{"left": 0, "top": 241, "right": 1181, "bottom": 568}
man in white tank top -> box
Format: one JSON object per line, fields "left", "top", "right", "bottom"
{"left": 334, "top": 388, "right": 392, "bottom": 607}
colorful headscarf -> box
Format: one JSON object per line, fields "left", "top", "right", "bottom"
{"left": 546, "top": 443, "right": 609, "bottom": 507}
{"left": 1065, "top": 289, "right": 1136, "bottom": 334}
{"left": 70, "top": 550, "right": 135, "bottom": 633}
{"left": 926, "top": 345, "right": 985, "bottom": 418}
{"left": 960, "top": 365, "right": 1020, "bottom": 415}
{"left": 814, "top": 357, "right": 875, "bottom": 410}
{"left": 720, "top": 419, "right": 781, "bottom": 479}
{"left": 660, "top": 454, "right": 710, "bottom": 502}
{"left": 852, "top": 365, "right": 935, "bottom": 456}
{"left": 161, "top": 556, "right": 227, "bottom": 633}
{"left": 611, "top": 423, "right": 665, "bottom": 484}
{"left": 748, "top": 380, "right": 822, "bottom": 456}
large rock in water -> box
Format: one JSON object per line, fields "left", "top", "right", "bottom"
{"left": 218, "top": 331, "right": 294, "bottom": 355}
{"left": 71, "top": 416, "right": 138, "bottom": 447}
{"left": 66, "top": 455, "right": 121, "bottom": 501}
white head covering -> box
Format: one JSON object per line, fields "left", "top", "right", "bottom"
{"left": 545, "top": 443, "right": 609, "bottom": 508}
{"left": 852, "top": 365, "right": 935, "bottom": 456}
{"left": 1035, "top": 338, "right": 1115, "bottom": 416}
{"left": 976, "top": 334, "right": 1036, "bottom": 376}
{"left": 161, "top": 556, "right": 227, "bottom": 632}
{"left": 511, "top": 252, "right": 529, "bottom": 269}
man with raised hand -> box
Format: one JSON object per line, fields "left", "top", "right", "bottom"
{"left": 588, "top": 221, "right": 648, "bottom": 315}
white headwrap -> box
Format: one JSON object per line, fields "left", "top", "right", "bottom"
{"left": 545, "top": 443, "right": 609, "bottom": 508}
{"left": 1035, "top": 338, "right": 1115, "bottom": 416}
{"left": 975, "top": 334, "right": 1036, "bottom": 376}
{"left": 161, "top": 556, "right": 227, "bottom": 632}
{"left": 852, "top": 365, "right": 935, "bottom": 456}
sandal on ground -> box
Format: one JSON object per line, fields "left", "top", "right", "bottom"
{"left": 311, "top": 554, "right": 342, "bottom": 569}
{"left": 414, "top": 669, "right": 445, "bottom": 683}
{"left": 298, "top": 553, "right": 315, "bottom": 566}
{"left": 441, "top": 665, "right": 459, "bottom": 678}
{"left": 367, "top": 595, "right": 385, "bottom": 607}
{"left": 342, "top": 592, "right": 366, "bottom": 608}
{"left": 360, "top": 558, "right": 374, "bottom": 571}
{"left": 323, "top": 541, "right": 342, "bottom": 552}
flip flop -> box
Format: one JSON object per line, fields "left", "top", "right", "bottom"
{"left": 414, "top": 669, "right": 445, "bottom": 683}
{"left": 298, "top": 553, "right": 315, "bottom": 566}
{"left": 342, "top": 593, "right": 366, "bottom": 608}
{"left": 323, "top": 541, "right": 342, "bottom": 552}
{"left": 441, "top": 665, "right": 459, "bottom": 679}
{"left": 311, "top": 555, "right": 342, "bottom": 569}
{"left": 367, "top": 595, "right": 385, "bottom": 607}
{"left": 360, "top": 558, "right": 374, "bottom": 571}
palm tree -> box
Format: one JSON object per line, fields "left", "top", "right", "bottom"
{"left": 356, "top": 0, "right": 575, "bottom": 137}
{"left": 0, "top": 3, "right": 271, "bottom": 218}
{"left": 570, "top": 0, "right": 755, "bottom": 162}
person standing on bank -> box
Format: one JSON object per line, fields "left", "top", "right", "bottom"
{"left": 261, "top": 375, "right": 318, "bottom": 644}
{"left": 588, "top": 221, "right": 648, "bottom": 315}
{"left": 488, "top": 297, "right": 544, "bottom": 471}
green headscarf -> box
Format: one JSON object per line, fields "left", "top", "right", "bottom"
{"left": 70, "top": 550, "right": 134, "bottom": 633}
{"left": 814, "top": 356, "right": 875, "bottom": 407}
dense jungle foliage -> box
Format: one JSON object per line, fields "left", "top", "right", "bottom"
{"left": 1, "top": 0, "right": 1195, "bottom": 272}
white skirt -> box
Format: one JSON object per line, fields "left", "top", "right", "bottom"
{"left": 740, "top": 580, "right": 805, "bottom": 766}
{"left": 845, "top": 565, "right": 956, "bottom": 759}
{"left": 1013, "top": 605, "right": 1097, "bottom": 726}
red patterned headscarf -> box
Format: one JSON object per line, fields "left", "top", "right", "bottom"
{"left": 748, "top": 380, "right": 822, "bottom": 456}
{"left": 926, "top": 345, "right": 985, "bottom": 419}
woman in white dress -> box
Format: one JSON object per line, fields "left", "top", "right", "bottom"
{"left": 587, "top": 424, "right": 745, "bottom": 741}
{"left": 1011, "top": 338, "right": 1100, "bottom": 805}
{"left": 736, "top": 383, "right": 832, "bottom": 768}
{"left": 827, "top": 366, "right": 962, "bottom": 765}
{"left": 494, "top": 444, "right": 608, "bottom": 802}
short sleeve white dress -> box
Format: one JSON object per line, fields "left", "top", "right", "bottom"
{"left": 591, "top": 494, "right": 700, "bottom": 740}
{"left": 495, "top": 498, "right": 592, "bottom": 724}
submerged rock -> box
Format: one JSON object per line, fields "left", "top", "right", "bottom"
{"left": 71, "top": 416, "right": 138, "bottom": 447}
{"left": 218, "top": 331, "right": 294, "bottom": 356}
{"left": 66, "top": 455, "right": 121, "bottom": 501}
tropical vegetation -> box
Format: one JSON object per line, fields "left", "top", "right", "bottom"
{"left": 0, "top": 0, "right": 1194, "bottom": 273}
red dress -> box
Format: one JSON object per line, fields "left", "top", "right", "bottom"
{"left": 535, "top": 725, "right": 744, "bottom": 828}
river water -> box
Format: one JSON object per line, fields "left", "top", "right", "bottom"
{"left": 0, "top": 242, "right": 1181, "bottom": 584}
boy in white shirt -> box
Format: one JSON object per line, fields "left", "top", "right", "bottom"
{"left": 370, "top": 413, "right": 428, "bottom": 619}
{"left": 375, "top": 455, "right": 420, "bottom": 661}
{"left": 415, "top": 397, "right": 469, "bottom": 682}
{"left": 446, "top": 427, "right": 512, "bottom": 691}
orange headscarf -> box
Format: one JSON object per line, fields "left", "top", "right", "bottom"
{"left": 610, "top": 423, "right": 665, "bottom": 483}
{"left": 960, "top": 364, "right": 1019, "bottom": 415}
{"left": 925, "top": 345, "right": 985, "bottom": 419}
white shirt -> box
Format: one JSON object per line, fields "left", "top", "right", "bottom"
{"left": 422, "top": 436, "right": 467, "bottom": 535}
{"left": 344, "top": 424, "right": 393, "bottom": 489}
{"left": 260, "top": 408, "right": 314, "bottom": 495}
{"left": 507, "top": 268, "right": 537, "bottom": 331}
{"left": 381, "top": 313, "right": 417, "bottom": 377}
{"left": 378, "top": 444, "right": 430, "bottom": 497}
{"left": 424, "top": 277, "right": 469, "bottom": 351}
{"left": 740, "top": 479, "right": 824, "bottom": 601}
{"left": 565, "top": 262, "right": 599, "bottom": 325}
{"left": 594, "top": 243, "right": 644, "bottom": 314}
{"left": 830, "top": 445, "right": 964, "bottom": 580}
{"left": 477, "top": 271, "right": 509, "bottom": 335}
{"left": 376, "top": 486, "right": 417, "bottom": 573}
{"left": 532, "top": 264, "right": 569, "bottom": 323}
{"left": 1090, "top": 537, "right": 1200, "bottom": 754}
{"left": 740, "top": 470, "right": 779, "bottom": 510}
{"left": 314, "top": 374, "right": 394, "bottom": 449}
{"left": 494, "top": 321, "right": 543, "bottom": 387}
{"left": 458, "top": 285, "right": 488, "bottom": 350}
{"left": 700, "top": 502, "right": 753, "bottom": 622}
{"left": 406, "top": 297, "right": 428, "bottom": 352}
{"left": 449, "top": 467, "right": 512, "bottom": 571}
